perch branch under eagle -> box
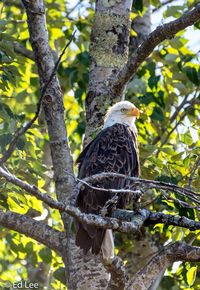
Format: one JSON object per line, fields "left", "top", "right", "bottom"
{"left": 75, "top": 101, "right": 140, "bottom": 259}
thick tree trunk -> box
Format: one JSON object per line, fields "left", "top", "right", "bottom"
{"left": 85, "top": 0, "right": 133, "bottom": 144}
{"left": 73, "top": 0, "right": 133, "bottom": 289}
{"left": 21, "top": 0, "right": 75, "bottom": 285}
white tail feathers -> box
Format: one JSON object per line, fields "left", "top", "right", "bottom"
{"left": 101, "top": 229, "right": 114, "bottom": 260}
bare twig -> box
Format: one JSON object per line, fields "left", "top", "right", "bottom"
{"left": 74, "top": 172, "right": 200, "bottom": 200}
{"left": 162, "top": 192, "right": 200, "bottom": 211}
{"left": 0, "top": 31, "right": 76, "bottom": 166}
{"left": 158, "top": 92, "right": 199, "bottom": 148}
{"left": 1, "top": 167, "right": 200, "bottom": 234}
{"left": 75, "top": 175, "right": 142, "bottom": 199}
{"left": 152, "top": 0, "right": 175, "bottom": 13}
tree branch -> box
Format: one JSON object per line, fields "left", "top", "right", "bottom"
{"left": 1, "top": 167, "right": 200, "bottom": 235}
{"left": 144, "top": 210, "right": 200, "bottom": 231}
{"left": 127, "top": 241, "right": 200, "bottom": 290}
{"left": 71, "top": 172, "right": 200, "bottom": 206}
{"left": 112, "top": 4, "right": 200, "bottom": 95}
{"left": 14, "top": 43, "right": 35, "bottom": 60}
{"left": 21, "top": 1, "right": 76, "bottom": 282}
{"left": 0, "top": 209, "right": 64, "bottom": 253}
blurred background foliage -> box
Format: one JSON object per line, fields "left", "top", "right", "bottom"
{"left": 0, "top": 0, "right": 200, "bottom": 289}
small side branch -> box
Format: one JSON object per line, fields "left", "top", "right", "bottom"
{"left": 0, "top": 209, "right": 64, "bottom": 253}
{"left": 76, "top": 173, "right": 200, "bottom": 203}
{"left": 112, "top": 4, "right": 200, "bottom": 95}
{"left": 144, "top": 210, "right": 200, "bottom": 231}
{"left": 14, "top": 43, "right": 35, "bottom": 60}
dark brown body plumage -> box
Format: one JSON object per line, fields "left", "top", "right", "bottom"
{"left": 75, "top": 123, "right": 140, "bottom": 255}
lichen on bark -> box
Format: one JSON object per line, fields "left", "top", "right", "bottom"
{"left": 90, "top": 13, "right": 130, "bottom": 68}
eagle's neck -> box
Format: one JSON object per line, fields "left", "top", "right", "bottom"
{"left": 103, "top": 116, "right": 137, "bottom": 133}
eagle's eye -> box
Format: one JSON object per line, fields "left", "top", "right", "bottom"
{"left": 121, "top": 108, "right": 127, "bottom": 113}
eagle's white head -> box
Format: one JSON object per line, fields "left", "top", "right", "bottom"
{"left": 103, "top": 101, "right": 140, "bottom": 131}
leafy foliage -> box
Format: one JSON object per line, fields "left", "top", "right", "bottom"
{"left": 0, "top": 0, "right": 200, "bottom": 289}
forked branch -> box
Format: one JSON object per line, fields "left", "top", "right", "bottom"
{"left": 112, "top": 4, "right": 200, "bottom": 95}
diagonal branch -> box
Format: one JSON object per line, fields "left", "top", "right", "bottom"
{"left": 127, "top": 241, "right": 200, "bottom": 290}
{"left": 0, "top": 31, "right": 76, "bottom": 166}
{"left": 14, "top": 43, "right": 35, "bottom": 60}
{"left": 112, "top": 4, "right": 200, "bottom": 95}
{"left": 0, "top": 209, "right": 64, "bottom": 253}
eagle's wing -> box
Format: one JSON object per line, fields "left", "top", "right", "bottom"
{"left": 75, "top": 123, "right": 139, "bottom": 255}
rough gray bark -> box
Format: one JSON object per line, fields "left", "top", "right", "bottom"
{"left": 21, "top": 0, "right": 75, "bottom": 285}
{"left": 85, "top": 0, "right": 133, "bottom": 144}
{"left": 0, "top": 209, "right": 63, "bottom": 253}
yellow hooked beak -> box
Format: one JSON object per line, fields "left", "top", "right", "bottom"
{"left": 129, "top": 107, "right": 140, "bottom": 117}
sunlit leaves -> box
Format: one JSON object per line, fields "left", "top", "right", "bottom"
{"left": 0, "top": 0, "right": 200, "bottom": 288}
{"left": 187, "top": 266, "right": 197, "bottom": 287}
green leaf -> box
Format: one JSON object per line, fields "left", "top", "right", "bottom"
{"left": 171, "top": 152, "right": 184, "bottom": 161}
{"left": 0, "top": 134, "right": 12, "bottom": 151}
{"left": 183, "top": 155, "right": 190, "bottom": 167}
{"left": 185, "top": 67, "right": 199, "bottom": 85}
{"left": 53, "top": 267, "right": 66, "bottom": 284}
{"left": 181, "top": 131, "right": 193, "bottom": 146}
{"left": 156, "top": 175, "right": 178, "bottom": 184}
{"left": 16, "top": 137, "right": 26, "bottom": 151}
{"left": 77, "top": 51, "right": 90, "bottom": 67}
{"left": 39, "top": 248, "right": 52, "bottom": 264}
{"left": 148, "top": 76, "right": 160, "bottom": 90}
{"left": 187, "top": 266, "right": 197, "bottom": 286}
{"left": 151, "top": 107, "right": 164, "bottom": 121}
{"left": 139, "top": 92, "right": 155, "bottom": 105}
{"left": 24, "top": 242, "right": 34, "bottom": 254}
{"left": 164, "top": 5, "right": 183, "bottom": 18}
{"left": 25, "top": 141, "right": 36, "bottom": 159}
{"left": 194, "top": 20, "right": 200, "bottom": 29}
{"left": 133, "top": 0, "right": 143, "bottom": 12}
{"left": 164, "top": 54, "right": 177, "bottom": 62}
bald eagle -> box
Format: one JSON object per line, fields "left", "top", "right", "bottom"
{"left": 75, "top": 101, "right": 140, "bottom": 259}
